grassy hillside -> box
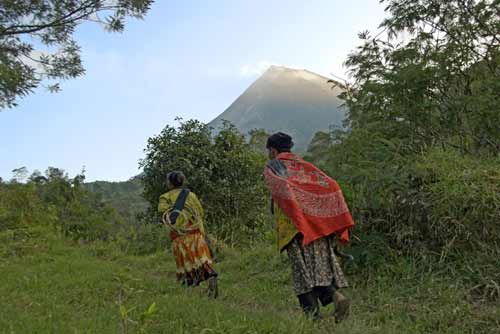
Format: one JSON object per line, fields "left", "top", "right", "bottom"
{"left": 1, "top": 227, "right": 498, "bottom": 334}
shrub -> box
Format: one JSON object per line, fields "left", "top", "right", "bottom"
{"left": 140, "top": 119, "right": 269, "bottom": 244}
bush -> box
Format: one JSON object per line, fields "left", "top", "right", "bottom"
{"left": 0, "top": 182, "right": 53, "bottom": 230}
{"left": 307, "top": 133, "right": 500, "bottom": 299}
{"left": 117, "top": 222, "right": 169, "bottom": 256}
{"left": 140, "top": 119, "right": 269, "bottom": 244}
{"left": 0, "top": 168, "right": 125, "bottom": 242}
{"left": 400, "top": 149, "right": 500, "bottom": 251}
{"left": 314, "top": 136, "right": 500, "bottom": 254}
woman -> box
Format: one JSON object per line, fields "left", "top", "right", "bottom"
{"left": 158, "top": 171, "right": 218, "bottom": 298}
{"left": 264, "top": 132, "right": 354, "bottom": 321}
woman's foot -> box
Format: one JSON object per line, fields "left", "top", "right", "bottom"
{"left": 207, "top": 276, "right": 218, "bottom": 299}
{"left": 333, "top": 292, "right": 351, "bottom": 323}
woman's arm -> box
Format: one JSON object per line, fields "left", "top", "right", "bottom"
{"left": 158, "top": 195, "right": 172, "bottom": 213}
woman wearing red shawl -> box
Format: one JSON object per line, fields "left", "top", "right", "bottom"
{"left": 264, "top": 132, "right": 354, "bottom": 321}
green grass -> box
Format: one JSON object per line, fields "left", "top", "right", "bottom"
{"left": 1, "top": 228, "right": 499, "bottom": 334}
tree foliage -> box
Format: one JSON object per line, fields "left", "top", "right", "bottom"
{"left": 313, "top": 0, "right": 500, "bottom": 249}
{"left": 0, "top": 0, "right": 153, "bottom": 109}
{"left": 306, "top": 0, "right": 500, "bottom": 298}
{"left": 84, "top": 176, "right": 148, "bottom": 224}
{"left": 248, "top": 128, "right": 270, "bottom": 155}
{"left": 0, "top": 167, "right": 123, "bottom": 241}
{"left": 140, "top": 120, "right": 269, "bottom": 243}
{"left": 340, "top": 0, "right": 499, "bottom": 155}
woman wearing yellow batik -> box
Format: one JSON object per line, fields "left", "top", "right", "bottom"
{"left": 158, "top": 171, "right": 218, "bottom": 298}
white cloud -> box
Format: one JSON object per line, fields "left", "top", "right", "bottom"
{"left": 239, "top": 60, "right": 277, "bottom": 77}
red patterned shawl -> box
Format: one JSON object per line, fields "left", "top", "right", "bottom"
{"left": 264, "top": 152, "right": 354, "bottom": 246}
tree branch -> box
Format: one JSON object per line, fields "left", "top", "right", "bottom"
{"left": 0, "top": 2, "right": 118, "bottom": 37}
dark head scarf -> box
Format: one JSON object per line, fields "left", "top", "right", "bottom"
{"left": 266, "top": 132, "right": 294, "bottom": 152}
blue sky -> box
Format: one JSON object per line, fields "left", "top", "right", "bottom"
{"left": 0, "top": 1, "right": 387, "bottom": 182}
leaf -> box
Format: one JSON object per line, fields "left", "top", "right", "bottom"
{"left": 120, "top": 305, "right": 128, "bottom": 319}
{"left": 146, "top": 302, "right": 157, "bottom": 316}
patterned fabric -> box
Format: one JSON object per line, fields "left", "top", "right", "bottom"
{"left": 274, "top": 202, "right": 300, "bottom": 252}
{"left": 171, "top": 230, "right": 217, "bottom": 285}
{"left": 285, "top": 233, "right": 348, "bottom": 296}
{"left": 264, "top": 152, "right": 354, "bottom": 245}
{"left": 158, "top": 188, "right": 206, "bottom": 235}
{"left": 158, "top": 189, "right": 216, "bottom": 285}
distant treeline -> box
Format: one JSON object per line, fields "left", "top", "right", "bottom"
{"left": 84, "top": 176, "right": 148, "bottom": 224}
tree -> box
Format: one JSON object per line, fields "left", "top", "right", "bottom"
{"left": 312, "top": 0, "right": 500, "bottom": 261}
{"left": 140, "top": 119, "right": 268, "bottom": 242}
{"left": 0, "top": 166, "right": 125, "bottom": 239}
{"left": 304, "top": 130, "right": 333, "bottom": 163}
{"left": 0, "top": 0, "right": 153, "bottom": 109}
{"left": 11, "top": 166, "right": 29, "bottom": 182}
{"left": 248, "top": 128, "right": 270, "bottom": 155}
{"left": 340, "top": 0, "right": 500, "bottom": 155}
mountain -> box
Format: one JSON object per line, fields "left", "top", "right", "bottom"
{"left": 209, "top": 66, "right": 346, "bottom": 151}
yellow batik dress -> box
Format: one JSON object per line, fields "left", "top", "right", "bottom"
{"left": 158, "top": 189, "right": 217, "bottom": 285}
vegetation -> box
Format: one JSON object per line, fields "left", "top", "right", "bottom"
{"left": 0, "top": 167, "right": 123, "bottom": 241}
{"left": 1, "top": 163, "right": 499, "bottom": 332}
{"left": 84, "top": 176, "right": 148, "bottom": 224}
{"left": 1, "top": 0, "right": 499, "bottom": 332}
{"left": 1, "top": 227, "right": 499, "bottom": 333}
{"left": 338, "top": 0, "right": 499, "bottom": 155}
{"left": 140, "top": 119, "right": 269, "bottom": 244}
{"left": 0, "top": 0, "right": 153, "bottom": 108}
{"left": 0, "top": 168, "right": 167, "bottom": 256}
{"left": 306, "top": 0, "right": 500, "bottom": 303}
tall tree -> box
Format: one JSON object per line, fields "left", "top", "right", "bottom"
{"left": 0, "top": 0, "right": 153, "bottom": 109}
{"left": 341, "top": 0, "right": 499, "bottom": 155}
{"left": 140, "top": 120, "right": 268, "bottom": 242}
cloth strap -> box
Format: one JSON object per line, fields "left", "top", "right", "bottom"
{"left": 169, "top": 188, "right": 190, "bottom": 225}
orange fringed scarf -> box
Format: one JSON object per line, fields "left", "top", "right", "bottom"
{"left": 264, "top": 152, "right": 355, "bottom": 246}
